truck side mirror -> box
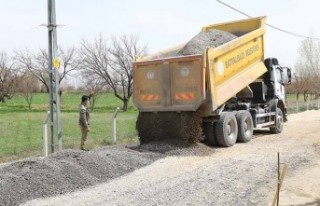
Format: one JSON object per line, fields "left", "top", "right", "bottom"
{"left": 287, "top": 67, "right": 292, "bottom": 84}
{"left": 282, "top": 67, "right": 292, "bottom": 85}
{"left": 276, "top": 67, "right": 292, "bottom": 85}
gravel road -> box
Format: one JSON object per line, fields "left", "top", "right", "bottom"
{"left": 21, "top": 110, "right": 320, "bottom": 206}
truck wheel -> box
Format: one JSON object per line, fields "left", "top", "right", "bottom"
{"left": 270, "top": 108, "right": 284, "bottom": 134}
{"left": 204, "top": 122, "right": 218, "bottom": 146}
{"left": 215, "top": 112, "right": 238, "bottom": 147}
{"left": 235, "top": 111, "right": 253, "bottom": 143}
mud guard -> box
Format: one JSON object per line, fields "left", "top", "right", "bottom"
{"left": 270, "top": 99, "right": 287, "bottom": 122}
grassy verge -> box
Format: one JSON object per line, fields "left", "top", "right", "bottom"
{"left": 0, "top": 92, "right": 136, "bottom": 113}
{"left": 0, "top": 111, "right": 138, "bottom": 162}
{"left": 0, "top": 92, "right": 139, "bottom": 162}
{"left": 1, "top": 92, "right": 318, "bottom": 162}
{"left": 286, "top": 94, "right": 319, "bottom": 114}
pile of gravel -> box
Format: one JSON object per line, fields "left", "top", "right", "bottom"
{"left": 0, "top": 143, "right": 213, "bottom": 206}
{"left": 130, "top": 141, "right": 214, "bottom": 156}
{"left": 0, "top": 147, "right": 159, "bottom": 206}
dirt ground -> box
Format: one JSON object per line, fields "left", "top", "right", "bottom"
{"left": 278, "top": 111, "right": 320, "bottom": 205}
{"left": 1, "top": 110, "right": 319, "bottom": 206}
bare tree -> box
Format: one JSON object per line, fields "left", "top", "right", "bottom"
{"left": 78, "top": 35, "right": 147, "bottom": 111}
{"left": 14, "top": 46, "right": 78, "bottom": 93}
{"left": 286, "top": 74, "right": 310, "bottom": 101}
{"left": 81, "top": 71, "right": 107, "bottom": 110}
{"left": 19, "top": 71, "right": 40, "bottom": 110}
{"left": 0, "top": 51, "right": 17, "bottom": 102}
{"left": 294, "top": 37, "right": 320, "bottom": 101}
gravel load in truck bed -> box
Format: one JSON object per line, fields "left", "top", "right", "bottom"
{"left": 176, "top": 29, "right": 237, "bottom": 56}
{"left": 146, "top": 29, "right": 237, "bottom": 59}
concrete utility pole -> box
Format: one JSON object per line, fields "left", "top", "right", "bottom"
{"left": 51, "top": 0, "right": 63, "bottom": 151}
{"left": 47, "top": 0, "right": 55, "bottom": 153}
{"left": 47, "top": 0, "right": 62, "bottom": 153}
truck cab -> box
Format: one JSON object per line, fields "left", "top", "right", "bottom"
{"left": 263, "top": 58, "right": 291, "bottom": 121}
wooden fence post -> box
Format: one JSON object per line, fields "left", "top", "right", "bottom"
{"left": 272, "top": 152, "right": 287, "bottom": 206}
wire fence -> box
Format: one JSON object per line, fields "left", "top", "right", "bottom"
{"left": 0, "top": 111, "right": 139, "bottom": 163}
{"left": 287, "top": 98, "right": 320, "bottom": 114}
{"left": 1, "top": 98, "right": 319, "bottom": 162}
{"left": 58, "top": 112, "right": 139, "bottom": 150}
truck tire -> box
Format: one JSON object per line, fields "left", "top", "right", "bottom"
{"left": 235, "top": 111, "right": 253, "bottom": 143}
{"left": 204, "top": 122, "right": 218, "bottom": 146}
{"left": 215, "top": 112, "right": 238, "bottom": 147}
{"left": 270, "top": 108, "right": 284, "bottom": 134}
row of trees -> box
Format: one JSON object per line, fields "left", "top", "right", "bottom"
{"left": 0, "top": 34, "right": 147, "bottom": 111}
{"left": 286, "top": 37, "right": 320, "bottom": 101}
{"left": 2, "top": 34, "right": 319, "bottom": 111}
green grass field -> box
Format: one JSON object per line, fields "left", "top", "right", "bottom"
{"left": 0, "top": 92, "right": 136, "bottom": 113}
{"left": 0, "top": 93, "right": 138, "bottom": 162}
{"left": 286, "top": 93, "right": 320, "bottom": 114}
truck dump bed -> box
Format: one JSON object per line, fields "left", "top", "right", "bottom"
{"left": 133, "top": 54, "right": 205, "bottom": 112}
{"left": 133, "top": 17, "right": 268, "bottom": 112}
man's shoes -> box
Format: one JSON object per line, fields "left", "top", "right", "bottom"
{"left": 80, "top": 147, "right": 89, "bottom": 151}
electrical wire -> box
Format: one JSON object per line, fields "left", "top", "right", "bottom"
{"left": 216, "top": 0, "right": 320, "bottom": 41}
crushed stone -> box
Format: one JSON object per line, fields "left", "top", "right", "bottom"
{"left": 177, "top": 29, "right": 237, "bottom": 56}
{"left": 0, "top": 143, "right": 213, "bottom": 206}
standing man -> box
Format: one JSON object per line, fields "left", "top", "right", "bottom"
{"left": 79, "top": 95, "right": 90, "bottom": 150}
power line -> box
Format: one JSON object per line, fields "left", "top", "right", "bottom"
{"left": 216, "top": 0, "right": 251, "bottom": 18}
{"left": 216, "top": 0, "right": 320, "bottom": 41}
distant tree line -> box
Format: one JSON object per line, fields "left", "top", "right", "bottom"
{"left": 0, "top": 34, "right": 147, "bottom": 111}
{"left": 286, "top": 37, "right": 320, "bottom": 102}
{"left": 3, "top": 33, "right": 318, "bottom": 111}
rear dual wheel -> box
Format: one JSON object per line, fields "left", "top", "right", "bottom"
{"left": 205, "top": 111, "right": 253, "bottom": 147}
{"left": 215, "top": 112, "right": 238, "bottom": 147}
{"left": 235, "top": 111, "right": 253, "bottom": 143}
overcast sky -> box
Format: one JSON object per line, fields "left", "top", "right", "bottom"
{"left": 1, "top": 0, "right": 320, "bottom": 68}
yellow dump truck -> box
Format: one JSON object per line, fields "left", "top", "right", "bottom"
{"left": 133, "top": 16, "right": 291, "bottom": 147}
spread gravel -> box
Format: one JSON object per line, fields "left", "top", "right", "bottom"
{"left": 0, "top": 143, "right": 213, "bottom": 206}
{"left": 19, "top": 111, "right": 320, "bottom": 206}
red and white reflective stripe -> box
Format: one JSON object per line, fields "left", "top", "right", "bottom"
{"left": 142, "top": 94, "right": 159, "bottom": 101}
{"left": 175, "top": 93, "right": 194, "bottom": 100}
